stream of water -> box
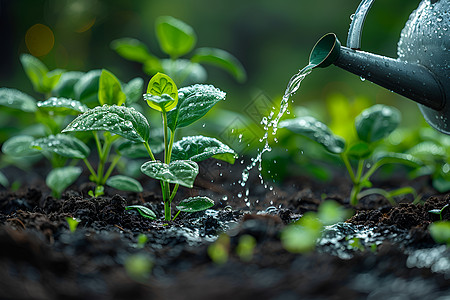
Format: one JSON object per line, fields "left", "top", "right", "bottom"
{"left": 238, "top": 64, "right": 314, "bottom": 201}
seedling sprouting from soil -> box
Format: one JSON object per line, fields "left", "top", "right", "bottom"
{"left": 429, "top": 203, "right": 449, "bottom": 221}
{"left": 280, "top": 104, "right": 423, "bottom": 206}
{"left": 111, "top": 16, "right": 246, "bottom": 86}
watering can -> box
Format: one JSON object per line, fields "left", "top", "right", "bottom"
{"left": 309, "top": 0, "right": 449, "bottom": 134}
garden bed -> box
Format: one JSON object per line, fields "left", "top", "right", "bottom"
{"left": 1, "top": 159, "right": 449, "bottom": 300}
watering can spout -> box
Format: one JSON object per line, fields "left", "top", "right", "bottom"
{"left": 308, "top": 0, "right": 450, "bottom": 134}
{"left": 309, "top": 33, "right": 445, "bottom": 112}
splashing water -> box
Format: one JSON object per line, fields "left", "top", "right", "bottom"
{"left": 239, "top": 64, "right": 314, "bottom": 188}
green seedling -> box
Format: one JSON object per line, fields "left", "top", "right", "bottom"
{"left": 429, "top": 221, "right": 450, "bottom": 247}
{"left": 429, "top": 203, "right": 449, "bottom": 221}
{"left": 111, "top": 16, "right": 246, "bottom": 86}
{"left": 281, "top": 200, "right": 351, "bottom": 253}
{"left": 63, "top": 72, "right": 237, "bottom": 221}
{"left": 65, "top": 217, "right": 80, "bottom": 233}
{"left": 208, "top": 233, "right": 230, "bottom": 265}
{"left": 280, "top": 104, "right": 423, "bottom": 206}
{"left": 124, "top": 253, "right": 153, "bottom": 282}
{"left": 236, "top": 234, "right": 257, "bottom": 262}
{"left": 136, "top": 234, "right": 148, "bottom": 248}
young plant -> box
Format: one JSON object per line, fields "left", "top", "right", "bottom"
{"left": 62, "top": 72, "right": 237, "bottom": 221}
{"left": 111, "top": 16, "right": 246, "bottom": 86}
{"left": 429, "top": 204, "right": 449, "bottom": 221}
{"left": 280, "top": 104, "right": 423, "bottom": 206}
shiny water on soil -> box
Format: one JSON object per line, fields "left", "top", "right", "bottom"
{"left": 238, "top": 65, "right": 313, "bottom": 201}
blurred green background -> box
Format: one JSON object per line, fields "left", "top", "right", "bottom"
{"left": 1, "top": 0, "right": 425, "bottom": 139}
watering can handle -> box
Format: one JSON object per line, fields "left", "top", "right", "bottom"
{"left": 347, "top": 0, "right": 440, "bottom": 49}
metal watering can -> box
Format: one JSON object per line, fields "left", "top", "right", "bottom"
{"left": 309, "top": 0, "right": 449, "bottom": 134}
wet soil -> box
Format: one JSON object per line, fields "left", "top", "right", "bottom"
{"left": 0, "top": 159, "right": 449, "bottom": 300}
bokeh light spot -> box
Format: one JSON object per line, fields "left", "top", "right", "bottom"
{"left": 25, "top": 24, "right": 55, "bottom": 57}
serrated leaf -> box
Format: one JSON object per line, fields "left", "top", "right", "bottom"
{"left": 171, "top": 136, "right": 237, "bottom": 164}
{"left": 141, "top": 160, "right": 198, "bottom": 188}
{"left": 145, "top": 72, "right": 178, "bottom": 112}
{"left": 98, "top": 69, "right": 126, "bottom": 106}
{"left": 74, "top": 70, "right": 102, "bottom": 107}
{"left": 46, "top": 166, "right": 82, "bottom": 198}
{"left": 37, "top": 97, "right": 88, "bottom": 115}
{"left": 20, "top": 54, "right": 48, "bottom": 93}
{"left": 279, "top": 116, "right": 346, "bottom": 154}
{"left": 0, "top": 88, "right": 37, "bottom": 112}
{"left": 110, "top": 38, "right": 156, "bottom": 63}
{"left": 191, "top": 47, "right": 246, "bottom": 83}
{"left": 62, "top": 105, "right": 150, "bottom": 143}
{"left": 355, "top": 105, "right": 401, "bottom": 143}
{"left": 2, "top": 135, "right": 40, "bottom": 156}
{"left": 125, "top": 205, "right": 157, "bottom": 219}
{"left": 106, "top": 175, "right": 143, "bottom": 192}
{"left": 31, "top": 134, "right": 90, "bottom": 159}
{"left": 347, "top": 141, "right": 372, "bottom": 159}
{"left": 52, "top": 71, "right": 84, "bottom": 98}
{"left": 124, "top": 77, "right": 144, "bottom": 105}
{"left": 176, "top": 196, "right": 214, "bottom": 212}
{"left": 167, "top": 84, "right": 226, "bottom": 131}
{"left": 155, "top": 16, "right": 196, "bottom": 59}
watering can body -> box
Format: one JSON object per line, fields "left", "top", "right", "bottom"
{"left": 311, "top": 0, "right": 449, "bottom": 134}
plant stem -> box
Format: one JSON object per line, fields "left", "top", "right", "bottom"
{"left": 169, "top": 184, "right": 179, "bottom": 202}
{"left": 83, "top": 158, "right": 98, "bottom": 182}
{"left": 143, "top": 142, "right": 156, "bottom": 161}
{"left": 103, "top": 154, "right": 122, "bottom": 183}
{"left": 341, "top": 153, "right": 356, "bottom": 183}
{"left": 162, "top": 111, "right": 170, "bottom": 164}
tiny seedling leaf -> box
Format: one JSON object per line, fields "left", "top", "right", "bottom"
{"left": 65, "top": 217, "right": 80, "bottom": 233}
{"left": 355, "top": 105, "right": 401, "bottom": 143}
{"left": 125, "top": 205, "right": 157, "bottom": 219}
{"left": 167, "top": 84, "right": 226, "bottom": 131}
{"left": 346, "top": 141, "right": 372, "bottom": 159}
{"left": 37, "top": 97, "right": 88, "bottom": 115}
{"left": 191, "top": 47, "right": 246, "bottom": 83}
{"left": 31, "top": 134, "right": 90, "bottom": 159}
{"left": 155, "top": 16, "right": 196, "bottom": 58}
{"left": 141, "top": 160, "right": 199, "bottom": 188}
{"left": 2, "top": 135, "right": 40, "bottom": 156}
{"left": 176, "top": 196, "right": 214, "bottom": 212}
{"left": 98, "top": 69, "right": 126, "bottom": 106}
{"left": 46, "top": 166, "right": 82, "bottom": 198}
{"left": 62, "top": 105, "right": 150, "bottom": 143}
{"left": 145, "top": 72, "right": 178, "bottom": 112}
{"left": 52, "top": 71, "right": 84, "bottom": 98}
{"left": 106, "top": 175, "right": 143, "bottom": 192}
{"left": 74, "top": 70, "right": 102, "bottom": 107}
{"left": 0, "top": 88, "right": 37, "bottom": 112}
{"left": 279, "top": 116, "right": 346, "bottom": 154}
{"left": 171, "top": 135, "right": 237, "bottom": 164}
{"left": 20, "top": 54, "right": 49, "bottom": 93}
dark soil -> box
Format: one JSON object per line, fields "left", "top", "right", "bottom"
{"left": 1, "top": 159, "right": 449, "bottom": 300}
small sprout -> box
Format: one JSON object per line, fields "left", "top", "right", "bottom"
{"left": 208, "top": 234, "right": 230, "bottom": 265}
{"left": 65, "top": 217, "right": 80, "bottom": 233}
{"left": 124, "top": 254, "right": 153, "bottom": 282}
{"left": 126, "top": 205, "right": 157, "bottom": 220}
{"left": 429, "top": 203, "right": 449, "bottom": 221}
{"left": 88, "top": 185, "right": 105, "bottom": 198}
{"left": 236, "top": 234, "right": 257, "bottom": 262}
{"left": 136, "top": 234, "right": 148, "bottom": 248}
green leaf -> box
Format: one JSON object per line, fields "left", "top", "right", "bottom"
{"left": 155, "top": 16, "right": 196, "bottom": 58}
{"left": 20, "top": 54, "right": 48, "bottom": 93}
{"left": 429, "top": 221, "right": 450, "bottom": 245}
{"left": 191, "top": 47, "right": 246, "bottom": 83}
{"left": 355, "top": 105, "right": 401, "bottom": 143}
{"left": 433, "top": 176, "right": 450, "bottom": 193}
{"left": 141, "top": 160, "right": 199, "bottom": 188}
{"left": 74, "top": 70, "right": 102, "bottom": 107}
{"left": 110, "top": 38, "right": 156, "bottom": 63}
{"left": 346, "top": 141, "right": 372, "bottom": 159}
{"left": 62, "top": 105, "right": 150, "bottom": 143}
{"left": 52, "top": 71, "right": 84, "bottom": 98}
{"left": 45, "top": 69, "right": 65, "bottom": 91}
{"left": 0, "top": 88, "right": 37, "bottom": 112}
{"left": 37, "top": 97, "right": 88, "bottom": 115}
{"left": 0, "top": 171, "right": 9, "bottom": 188}
{"left": 2, "top": 135, "right": 40, "bottom": 156}
{"left": 124, "top": 77, "right": 144, "bottom": 105}
{"left": 46, "top": 166, "right": 82, "bottom": 198}
{"left": 125, "top": 205, "right": 157, "bottom": 219}
{"left": 373, "top": 152, "right": 423, "bottom": 169}
{"left": 167, "top": 84, "right": 226, "bottom": 131}
{"left": 407, "top": 141, "right": 446, "bottom": 163}
{"left": 106, "top": 175, "right": 143, "bottom": 192}
{"left": 160, "top": 59, "right": 206, "bottom": 86}
{"left": 145, "top": 72, "right": 178, "bottom": 112}
{"left": 176, "top": 196, "right": 214, "bottom": 212}
{"left": 279, "top": 116, "right": 346, "bottom": 154}
{"left": 98, "top": 69, "right": 126, "bottom": 106}
{"left": 31, "top": 134, "right": 90, "bottom": 159}
{"left": 171, "top": 136, "right": 237, "bottom": 164}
